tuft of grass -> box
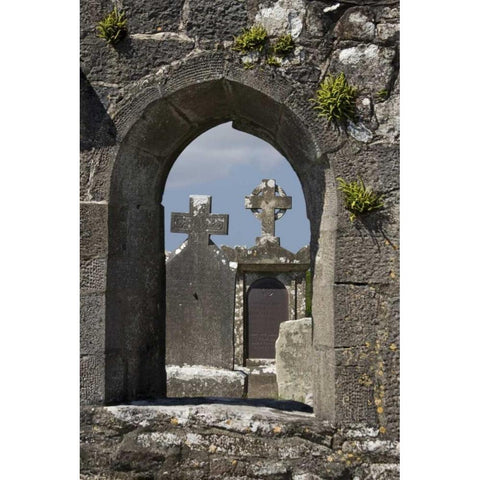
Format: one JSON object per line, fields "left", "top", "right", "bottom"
{"left": 337, "top": 177, "right": 384, "bottom": 221}
{"left": 272, "top": 34, "right": 295, "bottom": 57}
{"left": 97, "top": 8, "right": 127, "bottom": 45}
{"left": 232, "top": 25, "right": 268, "bottom": 53}
{"left": 266, "top": 55, "right": 281, "bottom": 67}
{"left": 243, "top": 61, "right": 256, "bottom": 70}
{"left": 311, "top": 72, "right": 357, "bottom": 124}
{"left": 376, "top": 88, "right": 389, "bottom": 101}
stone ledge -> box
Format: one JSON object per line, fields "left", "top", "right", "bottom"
{"left": 81, "top": 405, "right": 399, "bottom": 480}
{"left": 167, "top": 365, "right": 247, "bottom": 398}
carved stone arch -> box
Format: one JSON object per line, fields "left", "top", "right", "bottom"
{"left": 94, "top": 53, "right": 338, "bottom": 421}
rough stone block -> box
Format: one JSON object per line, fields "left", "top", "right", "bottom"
{"left": 254, "top": 0, "right": 307, "bottom": 39}
{"left": 226, "top": 62, "right": 295, "bottom": 104}
{"left": 334, "top": 284, "right": 378, "bottom": 348}
{"left": 227, "top": 79, "right": 284, "bottom": 146}
{"left": 184, "top": 0, "right": 248, "bottom": 40}
{"left": 334, "top": 234, "right": 399, "bottom": 284}
{"left": 123, "top": 296, "right": 161, "bottom": 352}
{"left": 81, "top": 293, "right": 106, "bottom": 355}
{"left": 80, "top": 202, "right": 108, "bottom": 260}
{"left": 168, "top": 79, "right": 232, "bottom": 125}
{"left": 109, "top": 147, "right": 162, "bottom": 205}
{"left": 125, "top": 205, "right": 162, "bottom": 257}
{"left": 80, "top": 0, "right": 112, "bottom": 40}
{"left": 374, "top": 94, "right": 399, "bottom": 143}
{"left": 80, "top": 354, "right": 105, "bottom": 404}
{"left": 80, "top": 257, "right": 107, "bottom": 294}
{"left": 247, "top": 371, "right": 278, "bottom": 399}
{"left": 80, "top": 70, "right": 117, "bottom": 152}
{"left": 119, "top": 98, "right": 193, "bottom": 158}
{"left": 333, "top": 142, "right": 399, "bottom": 201}
{"left": 81, "top": 35, "right": 195, "bottom": 84}
{"left": 276, "top": 318, "right": 314, "bottom": 406}
{"left": 107, "top": 257, "right": 161, "bottom": 297}
{"left": 80, "top": 145, "right": 117, "bottom": 202}
{"left": 122, "top": 0, "right": 185, "bottom": 34}
{"left": 305, "top": 1, "right": 337, "bottom": 39}
{"left": 167, "top": 366, "right": 247, "bottom": 397}
{"left": 125, "top": 347, "right": 165, "bottom": 400}
{"left": 282, "top": 90, "right": 345, "bottom": 157}
{"left": 375, "top": 6, "right": 400, "bottom": 22}
{"left": 354, "top": 464, "right": 400, "bottom": 480}
{"left": 105, "top": 351, "right": 127, "bottom": 403}
{"left": 334, "top": 7, "right": 375, "bottom": 42}
{"left": 335, "top": 365, "right": 378, "bottom": 425}
{"left": 376, "top": 22, "right": 400, "bottom": 45}
{"left": 79, "top": 150, "right": 91, "bottom": 201}
{"left": 106, "top": 291, "right": 160, "bottom": 351}
{"left": 329, "top": 44, "right": 396, "bottom": 94}
{"left": 276, "top": 105, "right": 318, "bottom": 167}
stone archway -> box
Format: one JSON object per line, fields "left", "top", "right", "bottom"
{"left": 84, "top": 53, "right": 339, "bottom": 421}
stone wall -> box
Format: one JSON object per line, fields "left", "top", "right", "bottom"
{"left": 80, "top": 0, "right": 399, "bottom": 444}
{"left": 81, "top": 404, "right": 399, "bottom": 480}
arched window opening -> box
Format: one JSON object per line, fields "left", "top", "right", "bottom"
{"left": 163, "top": 122, "right": 312, "bottom": 406}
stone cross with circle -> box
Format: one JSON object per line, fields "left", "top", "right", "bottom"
{"left": 245, "top": 179, "right": 292, "bottom": 243}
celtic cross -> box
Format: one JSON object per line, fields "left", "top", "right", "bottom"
{"left": 245, "top": 179, "right": 292, "bottom": 245}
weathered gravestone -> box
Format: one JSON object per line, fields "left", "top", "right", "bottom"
{"left": 166, "top": 195, "right": 235, "bottom": 369}
{"left": 276, "top": 318, "right": 314, "bottom": 406}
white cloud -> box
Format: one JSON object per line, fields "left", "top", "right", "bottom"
{"left": 166, "top": 123, "right": 285, "bottom": 189}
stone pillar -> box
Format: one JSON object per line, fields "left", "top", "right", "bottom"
{"left": 80, "top": 201, "right": 108, "bottom": 404}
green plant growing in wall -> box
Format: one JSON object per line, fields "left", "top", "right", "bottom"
{"left": 311, "top": 72, "right": 357, "bottom": 125}
{"left": 266, "top": 55, "right": 281, "bottom": 67}
{"left": 272, "top": 34, "right": 295, "bottom": 57}
{"left": 232, "top": 25, "right": 268, "bottom": 53}
{"left": 243, "top": 61, "right": 256, "bottom": 70}
{"left": 97, "top": 8, "right": 127, "bottom": 45}
{"left": 337, "top": 177, "right": 384, "bottom": 221}
{"left": 376, "top": 88, "right": 389, "bottom": 101}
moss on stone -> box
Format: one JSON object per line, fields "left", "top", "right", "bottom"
{"left": 232, "top": 25, "right": 268, "bottom": 53}
{"left": 266, "top": 55, "right": 281, "bottom": 67}
{"left": 272, "top": 34, "right": 295, "bottom": 57}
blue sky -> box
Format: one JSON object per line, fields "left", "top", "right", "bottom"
{"left": 163, "top": 122, "right": 310, "bottom": 252}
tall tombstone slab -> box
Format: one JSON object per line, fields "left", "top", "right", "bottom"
{"left": 166, "top": 195, "right": 236, "bottom": 369}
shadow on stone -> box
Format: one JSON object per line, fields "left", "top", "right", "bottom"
{"left": 80, "top": 69, "right": 117, "bottom": 151}
{"left": 355, "top": 210, "right": 397, "bottom": 252}
{"left": 114, "top": 35, "right": 134, "bottom": 57}
{"left": 128, "top": 397, "right": 313, "bottom": 413}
